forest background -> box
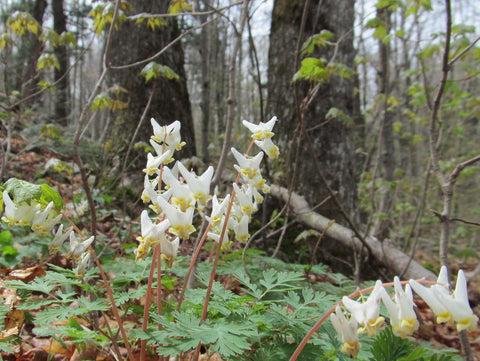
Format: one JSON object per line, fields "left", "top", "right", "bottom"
{"left": 1, "top": 0, "right": 480, "bottom": 360}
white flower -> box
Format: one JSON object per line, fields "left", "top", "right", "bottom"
{"left": 242, "top": 116, "right": 277, "bottom": 140}
{"left": 231, "top": 147, "right": 264, "bottom": 180}
{"left": 160, "top": 236, "right": 179, "bottom": 268}
{"left": 207, "top": 195, "right": 230, "bottom": 228}
{"left": 379, "top": 276, "right": 419, "bottom": 338}
{"left": 207, "top": 224, "right": 232, "bottom": 249}
{"left": 231, "top": 214, "right": 250, "bottom": 242}
{"left": 155, "top": 196, "right": 195, "bottom": 239}
{"left": 254, "top": 138, "right": 279, "bottom": 159}
{"left": 232, "top": 183, "right": 257, "bottom": 218}
{"left": 69, "top": 233, "right": 95, "bottom": 266}
{"left": 410, "top": 266, "right": 478, "bottom": 331}
{"left": 147, "top": 188, "right": 173, "bottom": 215}
{"left": 142, "top": 150, "right": 172, "bottom": 176}
{"left": 161, "top": 166, "right": 195, "bottom": 212}
{"left": 137, "top": 210, "right": 171, "bottom": 248}
{"left": 150, "top": 119, "right": 185, "bottom": 152}
{"left": 177, "top": 162, "right": 214, "bottom": 209}
{"left": 342, "top": 280, "right": 385, "bottom": 337}
{"left": 2, "top": 191, "right": 37, "bottom": 227}
{"left": 31, "top": 202, "right": 62, "bottom": 235}
{"left": 49, "top": 224, "right": 73, "bottom": 254}
{"left": 141, "top": 174, "right": 158, "bottom": 203}
{"left": 75, "top": 252, "right": 92, "bottom": 279}
{"left": 330, "top": 306, "right": 360, "bottom": 358}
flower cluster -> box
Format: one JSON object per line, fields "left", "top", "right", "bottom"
{"left": 205, "top": 116, "right": 279, "bottom": 247}
{"left": 138, "top": 117, "right": 279, "bottom": 257}
{"left": 2, "top": 190, "right": 93, "bottom": 278}
{"left": 136, "top": 119, "right": 214, "bottom": 263}
{"left": 331, "top": 267, "right": 478, "bottom": 358}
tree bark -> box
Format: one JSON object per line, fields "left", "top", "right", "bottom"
{"left": 107, "top": 0, "right": 196, "bottom": 166}
{"left": 21, "top": 0, "right": 47, "bottom": 102}
{"left": 270, "top": 184, "right": 436, "bottom": 281}
{"left": 373, "top": 7, "right": 395, "bottom": 239}
{"left": 267, "top": 0, "right": 362, "bottom": 222}
{"left": 199, "top": 4, "right": 211, "bottom": 163}
{"left": 52, "top": 0, "right": 69, "bottom": 125}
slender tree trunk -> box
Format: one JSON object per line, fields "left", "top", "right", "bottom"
{"left": 373, "top": 7, "right": 395, "bottom": 239}
{"left": 52, "top": 0, "right": 69, "bottom": 125}
{"left": 199, "top": 5, "right": 211, "bottom": 163}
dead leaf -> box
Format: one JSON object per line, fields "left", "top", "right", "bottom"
{"left": 44, "top": 339, "right": 75, "bottom": 358}
{"left": 7, "top": 266, "right": 46, "bottom": 282}
{"left": 16, "top": 348, "right": 49, "bottom": 361}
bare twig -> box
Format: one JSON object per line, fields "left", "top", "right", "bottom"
{"left": 448, "top": 35, "right": 480, "bottom": 67}
{"left": 109, "top": 16, "right": 219, "bottom": 70}
{"left": 427, "top": 1, "right": 474, "bottom": 359}
{"left": 211, "top": 0, "right": 249, "bottom": 187}
{"left": 127, "top": 1, "right": 243, "bottom": 20}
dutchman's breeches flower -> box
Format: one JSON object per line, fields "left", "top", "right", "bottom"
{"left": 254, "top": 138, "right": 279, "bottom": 159}
{"left": 342, "top": 280, "right": 385, "bottom": 337}
{"left": 143, "top": 150, "right": 172, "bottom": 176}
{"left": 156, "top": 195, "right": 195, "bottom": 240}
{"left": 177, "top": 162, "right": 214, "bottom": 209}
{"left": 330, "top": 306, "right": 360, "bottom": 358}
{"left": 49, "top": 224, "right": 73, "bottom": 254}
{"left": 2, "top": 190, "right": 37, "bottom": 227}
{"left": 69, "top": 233, "right": 95, "bottom": 266}
{"left": 159, "top": 236, "right": 180, "bottom": 268}
{"left": 410, "top": 266, "right": 478, "bottom": 332}
{"left": 231, "top": 147, "right": 264, "bottom": 180}
{"left": 379, "top": 277, "right": 419, "bottom": 338}
{"left": 150, "top": 119, "right": 185, "bottom": 152}
{"left": 242, "top": 116, "right": 277, "bottom": 140}
{"left": 31, "top": 201, "right": 62, "bottom": 235}
{"left": 207, "top": 194, "right": 230, "bottom": 228}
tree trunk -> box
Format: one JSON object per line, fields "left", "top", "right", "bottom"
{"left": 267, "top": 0, "right": 361, "bottom": 222}
{"left": 199, "top": 5, "right": 211, "bottom": 163}
{"left": 107, "top": 0, "right": 196, "bottom": 166}
{"left": 373, "top": 7, "right": 395, "bottom": 239}
{"left": 52, "top": 0, "right": 69, "bottom": 125}
{"left": 21, "top": 0, "right": 47, "bottom": 102}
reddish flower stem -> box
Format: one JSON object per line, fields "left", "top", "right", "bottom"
{"left": 157, "top": 244, "right": 163, "bottom": 317}
{"left": 89, "top": 245, "right": 135, "bottom": 361}
{"left": 288, "top": 279, "right": 440, "bottom": 361}
{"left": 177, "top": 223, "right": 212, "bottom": 311}
{"left": 193, "top": 140, "right": 256, "bottom": 360}
{"left": 140, "top": 245, "right": 160, "bottom": 361}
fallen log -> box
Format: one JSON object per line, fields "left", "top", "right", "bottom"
{"left": 270, "top": 184, "right": 436, "bottom": 281}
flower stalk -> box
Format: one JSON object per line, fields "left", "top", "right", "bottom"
{"left": 289, "top": 276, "right": 474, "bottom": 361}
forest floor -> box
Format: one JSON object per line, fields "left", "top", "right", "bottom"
{"left": 1, "top": 137, "right": 480, "bottom": 360}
